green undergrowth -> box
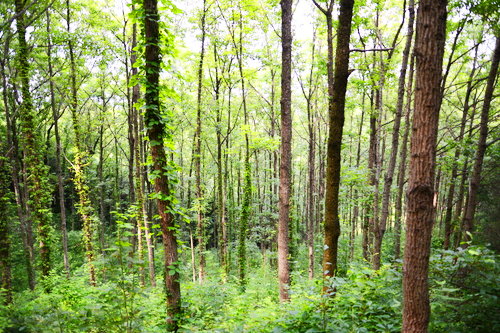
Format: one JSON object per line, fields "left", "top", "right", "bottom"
{"left": 1, "top": 244, "right": 499, "bottom": 332}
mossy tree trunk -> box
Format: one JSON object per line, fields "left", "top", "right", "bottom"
{"left": 15, "top": 0, "right": 52, "bottom": 287}
{"left": 312, "top": 0, "right": 354, "bottom": 293}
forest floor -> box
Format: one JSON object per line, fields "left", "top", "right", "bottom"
{"left": 3, "top": 239, "right": 500, "bottom": 332}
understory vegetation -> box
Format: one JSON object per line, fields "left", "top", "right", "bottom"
{"left": 3, "top": 238, "right": 498, "bottom": 333}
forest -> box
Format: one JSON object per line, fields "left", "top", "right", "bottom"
{"left": 0, "top": 0, "right": 500, "bottom": 331}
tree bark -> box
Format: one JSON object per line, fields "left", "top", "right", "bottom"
{"left": 312, "top": 0, "right": 354, "bottom": 293}
{"left": 402, "top": 0, "right": 447, "bottom": 331}
{"left": 195, "top": 0, "right": 207, "bottom": 284}
{"left": 394, "top": 53, "right": 414, "bottom": 262}
{"left": 143, "top": 0, "right": 181, "bottom": 327}
{"left": 278, "top": 0, "right": 292, "bottom": 302}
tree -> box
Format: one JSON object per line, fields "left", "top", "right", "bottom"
{"left": 195, "top": 0, "right": 208, "bottom": 283}
{"left": 402, "top": 0, "right": 447, "bottom": 331}
{"left": 0, "top": 143, "right": 12, "bottom": 303}
{"left": 66, "top": 0, "right": 96, "bottom": 286}
{"left": 278, "top": 0, "right": 292, "bottom": 302}
{"left": 462, "top": 35, "right": 500, "bottom": 246}
{"left": 312, "top": 0, "right": 355, "bottom": 292}
{"left": 46, "top": 7, "right": 70, "bottom": 278}
{"left": 373, "top": 0, "right": 414, "bottom": 271}
{"left": 15, "top": 0, "right": 53, "bottom": 287}
{"left": 142, "top": 0, "right": 181, "bottom": 328}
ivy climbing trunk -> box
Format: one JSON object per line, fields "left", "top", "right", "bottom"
{"left": 66, "top": 0, "right": 96, "bottom": 287}
{"left": 2, "top": 27, "right": 35, "bottom": 291}
{"left": 15, "top": 0, "right": 52, "bottom": 286}
{"left": 402, "top": 0, "right": 447, "bottom": 331}
{"left": 143, "top": 0, "right": 181, "bottom": 328}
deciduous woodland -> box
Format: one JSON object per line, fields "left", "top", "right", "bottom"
{"left": 1, "top": 0, "right": 500, "bottom": 331}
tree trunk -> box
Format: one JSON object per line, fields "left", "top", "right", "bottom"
{"left": 0, "top": 149, "right": 12, "bottom": 303}
{"left": 402, "top": 0, "right": 447, "bottom": 331}
{"left": 66, "top": 0, "right": 96, "bottom": 286}
{"left": 195, "top": 0, "right": 207, "bottom": 283}
{"left": 46, "top": 8, "right": 70, "bottom": 279}
{"left": 313, "top": 0, "right": 354, "bottom": 293}
{"left": 374, "top": 0, "right": 414, "bottom": 270}
{"left": 131, "top": 15, "right": 155, "bottom": 287}
{"left": 16, "top": 0, "right": 53, "bottom": 286}
{"left": 462, "top": 35, "right": 500, "bottom": 246}
{"left": 278, "top": 0, "right": 292, "bottom": 302}
{"left": 1, "top": 49, "right": 35, "bottom": 290}
{"left": 213, "top": 45, "right": 228, "bottom": 282}
{"left": 143, "top": 0, "right": 181, "bottom": 328}
{"left": 394, "top": 53, "right": 414, "bottom": 262}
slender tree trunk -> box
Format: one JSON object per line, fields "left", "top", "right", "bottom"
{"left": 195, "top": 0, "right": 207, "bottom": 284}
{"left": 0, "top": 149, "right": 12, "bottom": 303}
{"left": 278, "top": 0, "right": 292, "bottom": 302}
{"left": 373, "top": 0, "right": 414, "bottom": 270}
{"left": 143, "top": 0, "right": 181, "bottom": 328}
{"left": 66, "top": 0, "right": 96, "bottom": 286}
{"left": 228, "top": 3, "right": 252, "bottom": 289}
{"left": 462, "top": 35, "right": 500, "bottom": 246}
{"left": 213, "top": 46, "right": 227, "bottom": 281}
{"left": 313, "top": 0, "right": 354, "bottom": 293}
{"left": 46, "top": 9, "right": 70, "bottom": 278}
{"left": 394, "top": 53, "right": 414, "bottom": 262}
{"left": 131, "top": 15, "right": 154, "bottom": 287}
{"left": 442, "top": 60, "right": 477, "bottom": 249}
{"left": 402, "top": 1, "right": 447, "bottom": 331}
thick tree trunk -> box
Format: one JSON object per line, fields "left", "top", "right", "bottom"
{"left": 402, "top": 1, "right": 447, "bottom": 331}
{"left": 143, "top": 0, "right": 181, "bottom": 328}
{"left": 278, "top": 0, "right": 292, "bottom": 302}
